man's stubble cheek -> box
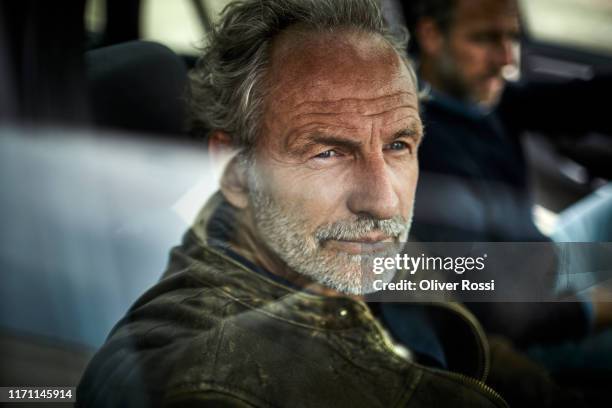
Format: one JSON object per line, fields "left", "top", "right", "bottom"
{"left": 397, "top": 161, "right": 418, "bottom": 242}
{"left": 436, "top": 46, "right": 472, "bottom": 102}
{"left": 248, "top": 165, "right": 320, "bottom": 255}
{"left": 248, "top": 174, "right": 363, "bottom": 293}
{"left": 267, "top": 164, "right": 349, "bottom": 226}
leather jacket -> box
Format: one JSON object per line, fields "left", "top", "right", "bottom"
{"left": 77, "top": 194, "right": 508, "bottom": 408}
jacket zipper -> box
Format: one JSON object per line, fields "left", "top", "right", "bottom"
{"left": 362, "top": 302, "right": 507, "bottom": 407}
{"left": 430, "top": 368, "right": 509, "bottom": 408}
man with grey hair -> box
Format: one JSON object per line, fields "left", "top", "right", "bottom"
{"left": 76, "top": 0, "right": 566, "bottom": 406}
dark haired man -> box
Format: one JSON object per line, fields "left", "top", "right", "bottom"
{"left": 402, "top": 0, "right": 612, "bottom": 375}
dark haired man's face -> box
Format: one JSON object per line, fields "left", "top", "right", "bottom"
{"left": 245, "top": 30, "right": 422, "bottom": 294}
{"left": 435, "top": 0, "right": 520, "bottom": 106}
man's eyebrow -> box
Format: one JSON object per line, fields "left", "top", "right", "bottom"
{"left": 288, "top": 134, "right": 362, "bottom": 155}
{"left": 392, "top": 122, "right": 424, "bottom": 144}
{"left": 309, "top": 134, "right": 362, "bottom": 148}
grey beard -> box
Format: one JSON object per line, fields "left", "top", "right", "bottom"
{"left": 247, "top": 166, "right": 412, "bottom": 295}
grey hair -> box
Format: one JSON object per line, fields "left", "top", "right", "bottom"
{"left": 188, "top": 0, "right": 415, "bottom": 150}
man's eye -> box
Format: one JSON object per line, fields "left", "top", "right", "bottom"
{"left": 387, "top": 141, "right": 409, "bottom": 151}
{"left": 472, "top": 33, "right": 497, "bottom": 44}
{"left": 314, "top": 150, "right": 339, "bottom": 159}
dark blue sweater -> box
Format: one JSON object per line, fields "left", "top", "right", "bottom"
{"left": 412, "top": 78, "right": 612, "bottom": 346}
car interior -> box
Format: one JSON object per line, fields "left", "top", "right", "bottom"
{"left": 1, "top": 0, "right": 611, "bottom": 404}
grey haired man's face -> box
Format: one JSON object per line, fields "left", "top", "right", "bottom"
{"left": 244, "top": 30, "right": 422, "bottom": 294}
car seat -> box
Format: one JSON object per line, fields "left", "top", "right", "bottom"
{"left": 86, "top": 40, "right": 189, "bottom": 137}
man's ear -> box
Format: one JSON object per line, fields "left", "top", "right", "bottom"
{"left": 208, "top": 130, "right": 249, "bottom": 209}
{"left": 208, "top": 130, "right": 234, "bottom": 159}
{"left": 219, "top": 151, "right": 250, "bottom": 210}
{"left": 416, "top": 18, "right": 445, "bottom": 57}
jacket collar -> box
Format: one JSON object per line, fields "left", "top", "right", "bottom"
{"left": 186, "top": 192, "right": 382, "bottom": 331}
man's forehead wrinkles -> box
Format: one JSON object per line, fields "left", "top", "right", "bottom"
{"left": 290, "top": 122, "right": 362, "bottom": 134}
{"left": 384, "top": 114, "right": 422, "bottom": 130}
{"left": 285, "top": 123, "right": 362, "bottom": 144}
{"left": 288, "top": 105, "right": 419, "bottom": 125}
{"left": 289, "top": 91, "right": 417, "bottom": 113}
{"left": 274, "top": 94, "right": 418, "bottom": 124}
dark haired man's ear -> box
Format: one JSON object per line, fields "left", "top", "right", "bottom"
{"left": 416, "top": 18, "right": 445, "bottom": 57}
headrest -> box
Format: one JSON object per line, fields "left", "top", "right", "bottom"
{"left": 86, "top": 41, "right": 188, "bottom": 136}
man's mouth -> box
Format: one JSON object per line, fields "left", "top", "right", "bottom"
{"left": 321, "top": 233, "right": 395, "bottom": 255}
{"left": 483, "top": 74, "right": 504, "bottom": 87}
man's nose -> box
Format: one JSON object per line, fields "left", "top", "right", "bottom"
{"left": 494, "top": 39, "right": 516, "bottom": 68}
{"left": 346, "top": 155, "right": 399, "bottom": 220}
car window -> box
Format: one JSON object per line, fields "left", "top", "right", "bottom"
{"left": 141, "top": 0, "right": 207, "bottom": 54}
{"left": 85, "top": 0, "right": 105, "bottom": 35}
{"left": 204, "top": 0, "right": 234, "bottom": 22}
{"left": 85, "top": 0, "right": 234, "bottom": 54}
{"left": 520, "top": 0, "right": 612, "bottom": 56}
{"left": 141, "top": 0, "right": 233, "bottom": 54}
